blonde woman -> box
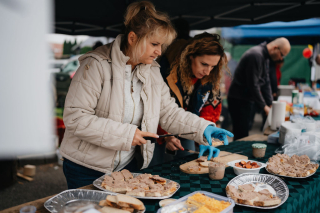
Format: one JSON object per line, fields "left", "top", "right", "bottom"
{"left": 60, "top": 1, "right": 232, "bottom": 189}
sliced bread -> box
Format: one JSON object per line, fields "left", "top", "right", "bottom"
{"left": 116, "top": 194, "right": 145, "bottom": 211}
{"left": 99, "top": 206, "right": 130, "bottom": 213}
{"left": 254, "top": 197, "right": 281, "bottom": 206}
{"left": 199, "top": 161, "right": 209, "bottom": 167}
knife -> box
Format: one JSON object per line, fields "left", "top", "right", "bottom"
{"left": 166, "top": 148, "right": 243, "bottom": 157}
{"left": 143, "top": 131, "right": 197, "bottom": 143}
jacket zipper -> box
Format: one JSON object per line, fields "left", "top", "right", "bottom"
{"left": 143, "top": 86, "right": 149, "bottom": 164}
{"left": 114, "top": 67, "right": 136, "bottom": 171}
{"left": 130, "top": 77, "right": 135, "bottom": 124}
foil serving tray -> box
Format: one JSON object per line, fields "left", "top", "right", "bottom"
{"left": 93, "top": 173, "right": 180, "bottom": 199}
{"left": 265, "top": 161, "right": 319, "bottom": 178}
{"left": 44, "top": 189, "right": 145, "bottom": 213}
{"left": 226, "top": 173, "right": 289, "bottom": 209}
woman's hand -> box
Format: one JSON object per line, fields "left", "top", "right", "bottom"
{"left": 165, "top": 136, "right": 184, "bottom": 151}
{"left": 199, "top": 145, "right": 220, "bottom": 160}
{"left": 204, "top": 126, "right": 233, "bottom": 145}
{"left": 132, "top": 129, "right": 158, "bottom": 146}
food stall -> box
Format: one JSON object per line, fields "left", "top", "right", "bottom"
{"left": 1, "top": 134, "right": 319, "bottom": 213}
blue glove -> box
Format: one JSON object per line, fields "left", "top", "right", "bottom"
{"left": 199, "top": 145, "right": 220, "bottom": 160}
{"left": 204, "top": 126, "right": 234, "bottom": 146}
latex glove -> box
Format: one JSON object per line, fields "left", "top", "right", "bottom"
{"left": 199, "top": 145, "right": 220, "bottom": 160}
{"left": 204, "top": 126, "right": 234, "bottom": 146}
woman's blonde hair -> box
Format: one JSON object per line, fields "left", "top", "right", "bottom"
{"left": 122, "top": 1, "right": 176, "bottom": 63}
{"left": 171, "top": 33, "right": 229, "bottom": 94}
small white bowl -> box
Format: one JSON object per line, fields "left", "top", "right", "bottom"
{"left": 227, "top": 159, "right": 266, "bottom": 175}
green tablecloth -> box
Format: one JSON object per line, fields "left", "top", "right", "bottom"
{"left": 312, "top": 115, "right": 320, "bottom": 121}
{"left": 140, "top": 141, "right": 320, "bottom": 213}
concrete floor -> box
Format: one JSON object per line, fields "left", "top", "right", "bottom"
{"left": 0, "top": 163, "right": 67, "bottom": 211}
{"left": 0, "top": 114, "right": 264, "bottom": 211}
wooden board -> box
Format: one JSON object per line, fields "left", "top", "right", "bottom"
{"left": 179, "top": 151, "right": 248, "bottom": 174}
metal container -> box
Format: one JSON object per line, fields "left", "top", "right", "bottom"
{"left": 265, "top": 161, "right": 319, "bottom": 178}
{"left": 93, "top": 173, "right": 180, "bottom": 199}
{"left": 226, "top": 174, "right": 289, "bottom": 209}
{"left": 44, "top": 189, "right": 145, "bottom": 213}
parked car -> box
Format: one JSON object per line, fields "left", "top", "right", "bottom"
{"left": 52, "top": 55, "right": 81, "bottom": 107}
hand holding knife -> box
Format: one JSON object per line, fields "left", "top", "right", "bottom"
{"left": 143, "top": 131, "right": 197, "bottom": 143}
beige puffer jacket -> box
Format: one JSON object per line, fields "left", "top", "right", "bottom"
{"left": 60, "top": 35, "right": 215, "bottom": 173}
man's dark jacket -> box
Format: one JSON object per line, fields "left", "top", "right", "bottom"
{"left": 228, "top": 42, "right": 273, "bottom": 109}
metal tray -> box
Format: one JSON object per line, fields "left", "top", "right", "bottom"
{"left": 93, "top": 173, "right": 180, "bottom": 199}
{"left": 265, "top": 161, "right": 319, "bottom": 178}
{"left": 44, "top": 189, "right": 145, "bottom": 213}
{"left": 226, "top": 174, "right": 289, "bottom": 209}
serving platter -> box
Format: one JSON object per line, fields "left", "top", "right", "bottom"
{"left": 93, "top": 173, "right": 180, "bottom": 199}
{"left": 226, "top": 174, "right": 289, "bottom": 209}
{"left": 265, "top": 161, "right": 319, "bottom": 179}
{"left": 44, "top": 189, "right": 145, "bottom": 213}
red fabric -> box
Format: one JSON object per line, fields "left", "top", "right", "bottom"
{"left": 156, "top": 125, "right": 168, "bottom": 144}
{"left": 276, "top": 64, "right": 282, "bottom": 86}
{"left": 199, "top": 103, "right": 222, "bottom": 123}
{"left": 191, "top": 77, "right": 198, "bottom": 85}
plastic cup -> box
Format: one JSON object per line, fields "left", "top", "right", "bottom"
{"left": 208, "top": 162, "right": 225, "bottom": 180}
{"left": 20, "top": 206, "right": 36, "bottom": 213}
{"left": 252, "top": 143, "right": 267, "bottom": 158}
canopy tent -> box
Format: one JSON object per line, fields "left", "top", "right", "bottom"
{"left": 55, "top": 0, "right": 320, "bottom": 37}
{"left": 221, "top": 18, "right": 320, "bottom": 44}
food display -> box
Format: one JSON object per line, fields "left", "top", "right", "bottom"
{"left": 187, "top": 156, "right": 216, "bottom": 171}
{"left": 227, "top": 160, "right": 266, "bottom": 175}
{"left": 266, "top": 154, "right": 319, "bottom": 177}
{"left": 226, "top": 184, "right": 281, "bottom": 207}
{"left": 100, "top": 170, "right": 177, "bottom": 197}
{"left": 187, "top": 193, "right": 231, "bottom": 212}
{"left": 235, "top": 161, "right": 260, "bottom": 169}
{"left": 99, "top": 194, "right": 145, "bottom": 213}
{"left": 159, "top": 191, "right": 233, "bottom": 213}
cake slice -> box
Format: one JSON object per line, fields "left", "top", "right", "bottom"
{"left": 150, "top": 175, "right": 166, "bottom": 185}
{"left": 254, "top": 197, "right": 281, "bottom": 206}
{"left": 111, "top": 171, "right": 125, "bottom": 181}
{"left": 238, "top": 184, "right": 255, "bottom": 193}
{"left": 145, "top": 189, "right": 162, "bottom": 197}
{"left": 121, "top": 169, "right": 133, "bottom": 181}
{"left": 196, "top": 156, "right": 207, "bottom": 162}
{"left": 126, "top": 188, "right": 145, "bottom": 197}
{"left": 112, "top": 181, "right": 128, "bottom": 193}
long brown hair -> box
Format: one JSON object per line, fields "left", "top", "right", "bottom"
{"left": 171, "top": 32, "right": 229, "bottom": 94}
{"left": 122, "top": 1, "right": 176, "bottom": 63}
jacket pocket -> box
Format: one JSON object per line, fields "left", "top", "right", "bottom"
{"left": 78, "top": 140, "right": 88, "bottom": 152}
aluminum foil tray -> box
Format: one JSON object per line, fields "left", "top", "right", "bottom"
{"left": 44, "top": 189, "right": 145, "bottom": 213}
{"left": 93, "top": 173, "right": 180, "bottom": 199}
{"left": 265, "top": 161, "right": 319, "bottom": 178}
{"left": 226, "top": 174, "right": 289, "bottom": 209}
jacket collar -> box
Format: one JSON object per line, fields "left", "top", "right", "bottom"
{"left": 92, "top": 34, "right": 160, "bottom": 68}
{"left": 166, "top": 72, "right": 183, "bottom": 107}
{"left": 260, "top": 42, "right": 272, "bottom": 60}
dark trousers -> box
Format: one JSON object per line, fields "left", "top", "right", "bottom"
{"left": 63, "top": 157, "right": 140, "bottom": 189}
{"left": 228, "top": 97, "right": 254, "bottom": 141}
